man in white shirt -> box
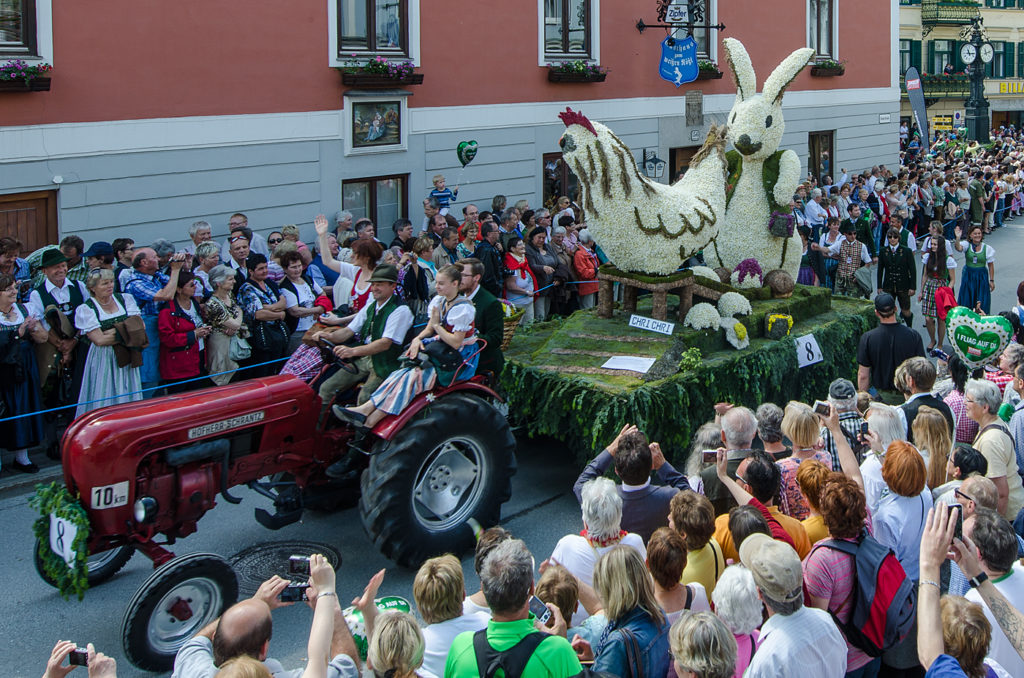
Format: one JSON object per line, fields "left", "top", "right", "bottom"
{"left": 740, "top": 533, "right": 846, "bottom": 678}
{"left": 804, "top": 188, "right": 829, "bottom": 237}
{"left": 414, "top": 554, "right": 489, "bottom": 678}
{"left": 964, "top": 508, "right": 1024, "bottom": 677}
{"left": 318, "top": 264, "right": 412, "bottom": 414}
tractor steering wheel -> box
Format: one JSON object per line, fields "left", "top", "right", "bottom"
{"left": 317, "top": 337, "right": 359, "bottom": 374}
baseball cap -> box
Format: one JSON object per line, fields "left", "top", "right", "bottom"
{"left": 738, "top": 533, "right": 803, "bottom": 603}
{"left": 829, "top": 378, "right": 857, "bottom": 400}
{"left": 874, "top": 292, "right": 896, "bottom": 313}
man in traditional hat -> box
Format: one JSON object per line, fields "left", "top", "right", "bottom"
{"left": 314, "top": 264, "right": 412, "bottom": 478}
{"left": 28, "top": 248, "right": 91, "bottom": 404}
{"left": 315, "top": 264, "right": 413, "bottom": 412}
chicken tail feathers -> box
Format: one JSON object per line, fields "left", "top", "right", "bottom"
{"left": 690, "top": 124, "right": 728, "bottom": 169}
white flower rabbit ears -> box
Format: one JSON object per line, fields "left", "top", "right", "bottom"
{"left": 723, "top": 38, "right": 815, "bottom": 105}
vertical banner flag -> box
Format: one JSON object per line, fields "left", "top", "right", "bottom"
{"left": 659, "top": 36, "right": 699, "bottom": 87}
{"left": 904, "top": 67, "right": 929, "bottom": 144}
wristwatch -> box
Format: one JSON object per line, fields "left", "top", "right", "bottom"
{"left": 969, "top": 571, "right": 989, "bottom": 588}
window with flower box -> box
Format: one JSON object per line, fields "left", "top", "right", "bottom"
{"left": 0, "top": 0, "right": 36, "bottom": 57}
{"left": 808, "top": 0, "right": 836, "bottom": 60}
{"left": 337, "top": 0, "right": 409, "bottom": 58}
{"left": 543, "top": 0, "right": 593, "bottom": 59}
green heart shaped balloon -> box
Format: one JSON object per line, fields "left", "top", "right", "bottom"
{"left": 946, "top": 306, "right": 1013, "bottom": 368}
{"left": 456, "top": 140, "right": 478, "bottom": 167}
{"left": 343, "top": 595, "right": 410, "bottom": 660}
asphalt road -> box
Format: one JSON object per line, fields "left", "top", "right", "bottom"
{"left": 0, "top": 435, "right": 583, "bottom": 677}
{"left": 4, "top": 220, "right": 1023, "bottom": 677}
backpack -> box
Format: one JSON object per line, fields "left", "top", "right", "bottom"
{"left": 810, "top": 530, "right": 917, "bottom": 657}
{"left": 472, "top": 629, "right": 614, "bottom": 678}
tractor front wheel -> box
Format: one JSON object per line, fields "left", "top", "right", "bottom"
{"left": 121, "top": 552, "right": 237, "bottom": 672}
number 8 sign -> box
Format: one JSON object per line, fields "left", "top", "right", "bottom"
{"left": 794, "top": 333, "right": 824, "bottom": 368}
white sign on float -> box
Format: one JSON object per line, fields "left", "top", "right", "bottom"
{"left": 602, "top": 356, "right": 657, "bottom": 373}
{"left": 629, "top": 314, "right": 676, "bottom": 336}
{"left": 794, "top": 333, "right": 824, "bottom": 368}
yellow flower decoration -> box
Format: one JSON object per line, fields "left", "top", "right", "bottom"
{"left": 734, "top": 322, "right": 747, "bottom": 341}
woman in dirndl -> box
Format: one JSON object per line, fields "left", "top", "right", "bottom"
{"left": 0, "top": 273, "right": 48, "bottom": 472}
{"left": 954, "top": 224, "right": 996, "bottom": 314}
{"left": 332, "top": 265, "right": 477, "bottom": 429}
{"left": 917, "top": 237, "right": 957, "bottom": 351}
{"left": 74, "top": 268, "right": 143, "bottom": 418}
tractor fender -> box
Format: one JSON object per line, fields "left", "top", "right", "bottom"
{"left": 370, "top": 378, "right": 502, "bottom": 443}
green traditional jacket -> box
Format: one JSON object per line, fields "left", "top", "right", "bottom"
{"left": 360, "top": 297, "right": 403, "bottom": 379}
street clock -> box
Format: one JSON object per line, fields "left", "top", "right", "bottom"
{"left": 980, "top": 42, "right": 995, "bottom": 64}
{"left": 961, "top": 43, "right": 977, "bottom": 64}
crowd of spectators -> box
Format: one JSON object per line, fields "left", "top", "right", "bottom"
{"left": 0, "top": 193, "right": 603, "bottom": 473}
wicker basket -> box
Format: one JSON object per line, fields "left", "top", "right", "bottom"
{"left": 501, "top": 308, "right": 525, "bottom": 351}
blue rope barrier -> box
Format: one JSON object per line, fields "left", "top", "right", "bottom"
{"left": 0, "top": 356, "right": 290, "bottom": 424}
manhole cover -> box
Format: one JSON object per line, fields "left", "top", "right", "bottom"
{"left": 229, "top": 540, "right": 342, "bottom": 596}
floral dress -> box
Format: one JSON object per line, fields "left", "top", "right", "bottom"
{"left": 205, "top": 294, "right": 246, "bottom": 386}
{"left": 777, "top": 451, "right": 833, "bottom": 520}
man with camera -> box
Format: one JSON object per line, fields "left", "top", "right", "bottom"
{"left": 171, "top": 554, "right": 360, "bottom": 678}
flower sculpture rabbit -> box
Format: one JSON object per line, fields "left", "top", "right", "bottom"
{"left": 558, "top": 108, "right": 728, "bottom": 275}
{"left": 705, "top": 38, "right": 814, "bottom": 280}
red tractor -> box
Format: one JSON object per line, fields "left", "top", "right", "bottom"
{"left": 33, "top": 347, "right": 516, "bottom": 672}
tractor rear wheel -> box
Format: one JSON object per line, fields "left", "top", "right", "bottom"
{"left": 359, "top": 393, "right": 516, "bottom": 569}
{"left": 121, "top": 552, "right": 237, "bottom": 672}
{"left": 34, "top": 539, "right": 134, "bottom": 587}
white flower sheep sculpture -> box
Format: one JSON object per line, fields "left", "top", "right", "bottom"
{"left": 704, "top": 38, "right": 815, "bottom": 281}
{"left": 558, "top": 108, "right": 728, "bottom": 275}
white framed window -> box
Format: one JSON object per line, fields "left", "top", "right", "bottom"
{"left": 538, "top": 0, "right": 600, "bottom": 65}
{"left": 0, "top": 0, "right": 52, "bottom": 63}
{"left": 329, "top": 0, "right": 419, "bottom": 67}
{"left": 808, "top": 0, "right": 836, "bottom": 60}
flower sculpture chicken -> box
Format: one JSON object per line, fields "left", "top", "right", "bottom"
{"left": 558, "top": 108, "right": 728, "bottom": 275}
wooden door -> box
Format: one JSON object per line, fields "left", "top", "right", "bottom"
{"left": 0, "top": 190, "right": 58, "bottom": 253}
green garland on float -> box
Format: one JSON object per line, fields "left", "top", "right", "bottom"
{"left": 503, "top": 311, "right": 871, "bottom": 465}
{"left": 30, "top": 482, "right": 90, "bottom": 601}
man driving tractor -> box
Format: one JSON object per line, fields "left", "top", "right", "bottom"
{"left": 313, "top": 263, "right": 413, "bottom": 424}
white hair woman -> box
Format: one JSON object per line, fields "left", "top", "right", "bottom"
{"left": 710, "top": 565, "right": 762, "bottom": 678}
{"left": 966, "top": 378, "right": 1024, "bottom": 521}
{"left": 574, "top": 545, "right": 670, "bottom": 677}
{"left": 860, "top": 402, "right": 908, "bottom": 513}
{"left": 193, "top": 240, "right": 220, "bottom": 298}
{"left": 548, "top": 477, "right": 645, "bottom": 626}
{"left": 74, "top": 268, "right": 143, "bottom": 417}
{"left": 670, "top": 611, "right": 738, "bottom": 678}
{"left": 205, "top": 264, "right": 247, "bottom": 386}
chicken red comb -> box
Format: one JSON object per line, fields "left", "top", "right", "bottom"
{"left": 558, "top": 107, "right": 597, "bottom": 137}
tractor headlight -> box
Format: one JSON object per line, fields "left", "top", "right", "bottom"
{"left": 133, "top": 496, "right": 158, "bottom": 524}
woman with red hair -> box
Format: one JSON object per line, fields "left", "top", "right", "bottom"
{"left": 875, "top": 441, "right": 930, "bottom": 580}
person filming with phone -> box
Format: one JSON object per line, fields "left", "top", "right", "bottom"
{"left": 171, "top": 555, "right": 361, "bottom": 678}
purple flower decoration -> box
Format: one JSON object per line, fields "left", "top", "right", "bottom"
{"left": 735, "top": 258, "right": 763, "bottom": 285}
{"left": 768, "top": 210, "right": 795, "bottom": 238}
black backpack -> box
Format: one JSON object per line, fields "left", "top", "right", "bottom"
{"left": 472, "top": 630, "right": 613, "bottom": 678}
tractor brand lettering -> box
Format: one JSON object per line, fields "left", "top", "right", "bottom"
{"left": 188, "top": 411, "right": 265, "bottom": 439}
{"left": 92, "top": 480, "right": 129, "bottom": 510}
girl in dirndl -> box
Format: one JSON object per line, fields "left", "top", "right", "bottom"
{"left": 333, "top": 265, "right": 477, "bottom": 429}
{"left": 954, "top": 224, "right": 996, "bottom": 314}
{"left": 918, "top": 237, "right": 957, "bottom": 352}
{"left": 0, "top": 273, "right": 47, "bottom": 472}
{"left": 74, "top": 268, "right": 144, "bottom": 418}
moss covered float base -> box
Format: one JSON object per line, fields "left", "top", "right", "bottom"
{"left": 503, "top": 285, "right": 876, "bottom": 465}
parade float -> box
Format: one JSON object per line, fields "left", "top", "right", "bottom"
{"left": 503, "top": 38, "right": 876, "bottom": 461}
